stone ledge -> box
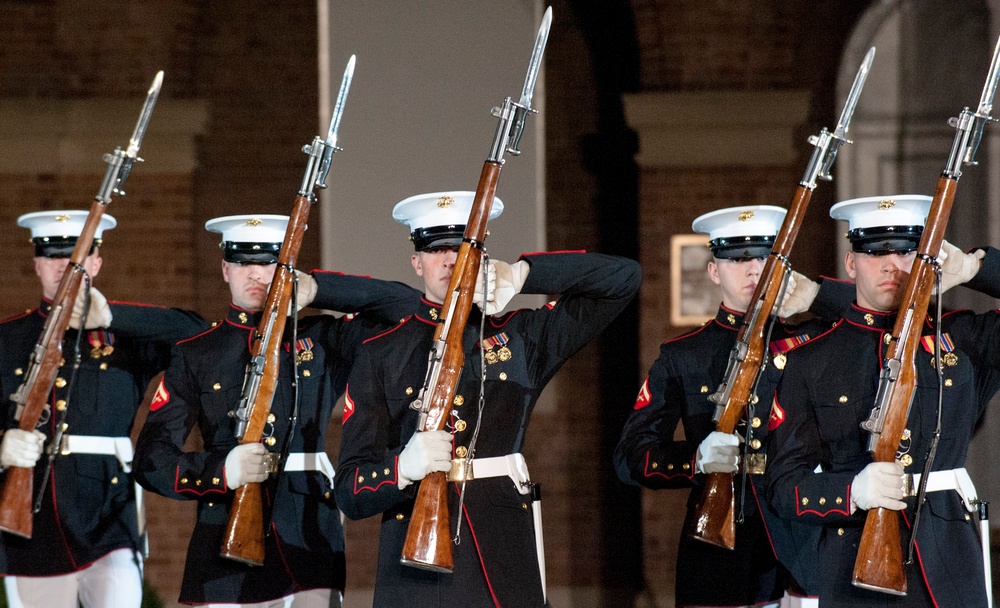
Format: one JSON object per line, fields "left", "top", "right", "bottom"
{"left": 623, "top": 90, "right": 812, "bottom": 168}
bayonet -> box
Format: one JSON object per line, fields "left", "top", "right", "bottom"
{"left": 946, "top": 37, "right": 1000, "bottom": 172}
{"left": 301, "top": 55, "right": 355, "bottom": 194}
{"left": 497, "top": 6, "right": 552, "bottom": 158}
{"left": 802, "top": 47, "right": 875, "bottom": 187}
{"left": 96, "top": 70, "right": 164, "bottom": 203}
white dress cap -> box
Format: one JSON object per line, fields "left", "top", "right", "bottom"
{"left": 17, "top": 210, "right": 117, "bottom": 239}
{"left": 691, "top": 205, "right": 786, "bottom": 240}
{"left": 205, "top": 214, "right": 293, "bottom": 263}
{"left": 393, "top": 191, "right": 504, "bottom": 251}
{"left": 829, "top": 194, "right": 931, "bottom": 230}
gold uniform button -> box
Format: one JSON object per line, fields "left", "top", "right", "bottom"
{"left": 384, "top": 468, "right": 391, "bottom": 475}
{"left": 54, "top": 377, "right": 67, "bottom": 388}
{"left": 884, "top": 333, "right": 892, "bottom": 345}
{"left": 901, "top": 454, "right": 913, "bottom": 467}
{"left": 751, "top": 417, "right": 762, "bottom": 429}
{"left": 837, "top": 528, "right": 845, "bottom": 536}
{"left": 266, "top": 437, "right": 277, "bottom": 447}
{"left": 406, "top": 387, "right": 414, "bottom": 395}
{"left": 180, "top": 478, "right": 188, "bottom": 484}
{"left": 358, "top": 475, "right": 365, "bottom": 483}
{"left": 303, "top": 370, "right": 311, "bottom": 377}
{"left": 111, "top": 476, "right": 118, "bottom": 485}
{"left": 750, "top": 439, "right": 761, "bottom": 450}
{"left": 372, "top": 471, "right": 378, "bottom": 478}
{"left": 453, "top": 395, "right": 464, "bottom": 406}
{"left": 774, "top": 354, "right": 786, "bottom": 370}
{"left": 14, "top": 368, "right": 22, "bottom": 376}
{"left": 59, "top": 358, "right": 66, "bottom": 367}
{"left": 751, "top": 394, "right": 759, "bottom": 405}
{"left": 666, "top": 463, "right": 673, "bottom": 471}
{"left": 682, "top": 463, "right": 690, "bottom": 470}
{"left": 56, "top": 400, "right": 67, "bottom": 411}
{"left": 944, "top": 378, "right": 953, "bottom": 387}
{"left": 267, "top": 413, "right": 276, "bottom": 423}
{"left": 839, "top": 395, "right": 848, "bottom": 404}
{"left": 213, "top": 383, "right": 221, "bottom": 391}
{"left": 966, "top": 513, "right": 972, "bottom": 521}
{"left": 801, "top": 497, "right": 809, "bottom": 506}
{"left": 212, "top": 478, "right": 220, "bottom": 485}
{"left": 455, "top": 446, "right": 468, "bottom": 458}
{"left": 211, "top": 321, "right": 218, "bottom": 327}
{"left": 396, "top": 513, "right": 404, "bottom": 521}
{"left": 99, "top": 362, "right": 108, "bottom": 370}
{"left": 521, "top": 503, "right": 528, "bottom": 510}
{"left": 651, "top": 462, "right": 658, "bottom": 469}
{"left": 819, "top": 497, "right": 826, "bottom": 505}
{"left": 324, "top": 492, "right": 331, "bottom": 499}
{"left": 700, "top": 386, "right": 709, "bottom": 394}
{"left": 499, "top": 372, "right": 507, "bottom": 381}
{"left": 836, "top": 497, "right": 843, "bottom": 505}
{"left": 195, "top": 479, "right": 202, "bottom": 486}
{"left": 455, "top": 420, "right": 467, "bottom": 432}
{"left": 208, "top": 502, "right": 214, "bottom": 507}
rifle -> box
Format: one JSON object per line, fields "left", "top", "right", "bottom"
{"left": 400, "top": 7, "right": 552, "bottom": 573}
{"left": 219, "top": 55, "right": 355, "bottom": 566}
{"left": 852, "top": 37, "right": 1000, "bottom": 595}
{"left": 688, "top": 49, "right": 875, "bottom": 550}
{"left": 0, "top": 72, "right": 163, "bottom": 539}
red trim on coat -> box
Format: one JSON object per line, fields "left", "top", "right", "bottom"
{"left": 902, "top": 509, "right": 940, "bottom": 607}
{"left": 107, "top": 300, "right": 167, "bottom": 308}
{"left": 351, "top": 457, "right": 400, "bottom": 494}
{"left": 518, "top": 250, "right": 586, "bottom": 258}
{"left": 173, "top": 467, "right": 226, "bottom": 497}
{"left": 362, "top": 318, "right": 411, "bottom": 345}
{"left": 0, "top": 309, "right": 34, "bottom": 325}
{"left": 642, "top": 451, "right": 694, "bottom": 480}
{"left": 793, "top": 485, "right": 851, "bottom": 517}
{"left": 310, "top": 269, "right": 373, "bottom": 279}
{"left": 177, "top": 322, "right": 224, "bottom": 345}
{"left": 460, "top": 501, "right": 502, "bottom": 607}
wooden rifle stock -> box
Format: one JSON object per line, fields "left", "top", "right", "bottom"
{"left": 219, "top": 194, "right": 311, "bottom": 566}
{"left": 688, "top": 186, "right": 812, "bottom": 549}
{"left": 851, "top": 178, "right": 956, "bottom": 594}
{"left": 400, "top": 162, "right": 502, "bottom": 572}
{"left": 0, "top": 200, "right": 106, "bottom": 538}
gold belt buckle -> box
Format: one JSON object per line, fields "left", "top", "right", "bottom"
{"left": 745, "top": 453, "right": 767, "bottom": 475}
{"left": 264, "top": 452, "right": 281, "bottom": 475}
{"left": 903, "top": 473, "right": 916, "bottom": 498}
{"left": 447, "top": 458, "right": 474, "bottom": 482}
{"left": 59, "top": 434, "right": 71, "bottom": 456}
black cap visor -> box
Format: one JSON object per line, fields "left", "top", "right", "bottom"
{"left": 849, "top": 226, "right": 923, "bottom": 254}
{"left": 33, "top": 236, "right": 100, "bottom": 259}
{"left": 222, "top": 241, "right": 281, "bottom": 265}
{"left": 709, "top": 235, "right": 774, "bottom": 260}
{"left": 411, "top": 225, "right": 465, "bottom": 252}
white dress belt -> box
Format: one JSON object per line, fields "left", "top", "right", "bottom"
{"left": 282, "top": 452, "right": 335, "bottom": 487}
{"left": 59, "top": 435, "right": 133, "bottom": 473}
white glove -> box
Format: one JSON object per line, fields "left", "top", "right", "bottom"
{"left": 935, "top": 240, "right": 985, "bottom": 295}
{"left": 69, "top": 287, "right": 112, "bottom": 330}
{"left": 224, "top": 443, "right": 270, "bottom": 490}
{"left": 778, "top": 271, "right": 820, "bottom": 318}
{"left": 695, "top": 431, "right": 740, "bottom": 474}
{"left": 851, "top": 461, "right": 907, "bottom": 513}
{"left": 398, "top": 430, "right": 453, "bottom": 490}
{"left": 293, "top": 270, "right": 318, "bottom": 312}
{"left": 474, "top": 260, "right": 530, "bottom": 315}
{"left": 0, "top": 429, "right": 45, "bottom": 469}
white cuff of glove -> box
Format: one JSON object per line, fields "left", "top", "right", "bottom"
{"left": 293, "top": 270, "right": 318, "bottom": 312}
{"left": 474, "top": 260, "right": 530, "bottom": 315}
{"left": 778, "top": 271, "right": 820, "bottom": 318}
{"left": 695, "top": 431, "right": 740, "bottom": 474}
{"left": 224, "top": 443, "right": 270, "bottom": 490}
{"left": 850, "top": 461, "right": 907, "bottom": 513}
{"left": 398, "top": 430, "right": 453, "bottom": 490}
{"left": 69, "top": 287, "right": 113, "bottom": 330}
{"left": 935, "top": 240, "right": 985, "bottom": 295}
{"left": 0, "top": 429, "right": 45, "bottom": 469}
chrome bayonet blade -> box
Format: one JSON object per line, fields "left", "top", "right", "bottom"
{"left": 976, "top": 37, "right": 1000, "bottom": 116}
{"left": 517, "top": 6, "right": 552, "bottom": 109}
{"left": 126, "top": 71, "right": 163, "bottom": 158}
{"left": 327, "top": 55, "right": 356, "bottom": 149}
{"left": 833, "top": 47, "right": 875, "bottom": 139}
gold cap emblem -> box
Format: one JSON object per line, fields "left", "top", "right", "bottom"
{"left": 877, "top": 199, "right": 895, "bottom": 210}
{"left": 738, "top": 210, "right": 755, "bottom": 221}
{"left": 55, "top": 214, "right": 70, "bottom": 222}
{"left": 437, "top": 196, "right": 455, "bottom": 208}
{"left": 246, "top": 218, "right": 262, "bottom": 226}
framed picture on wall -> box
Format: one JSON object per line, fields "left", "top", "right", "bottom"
{"left": 670, "top": 234, "right": 716, "bottom": 326}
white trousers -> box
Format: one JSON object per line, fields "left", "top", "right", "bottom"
{"left": 200, "top": 589, "right": 341, "bottom": 608}
{"left": 4, "top": 548, "right": 143, "bottom": 608}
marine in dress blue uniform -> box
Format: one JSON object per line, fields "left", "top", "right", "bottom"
{"left": 132, "top": 215, "right": 422, "bottom": 607}
{"left": 763, "top": 195, "right": 997, "bottom": 607}
{"left": 614, "top": 206, "right": 854, "bottom": 607}
{"left": 335, "top": 191, "right": 642, "bottom": 608}
{"left": 0, "top": 210, "right": 206, "bottom": 608}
